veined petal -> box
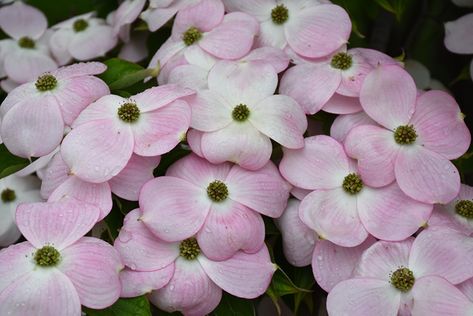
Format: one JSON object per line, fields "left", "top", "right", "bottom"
{"left": 444, "top": 13, "right": 473, "bottom": 54}
{"left": 0, "top": 2, "right": 47, "bottom": 39}
{"left": 119, "top": 266, "right": 174, "bottom": 297}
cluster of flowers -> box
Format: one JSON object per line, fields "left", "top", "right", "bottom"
{"left": 0, "top": 0, "right": 473, "bottom": 315}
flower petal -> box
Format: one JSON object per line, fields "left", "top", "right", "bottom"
{"left": 52, "top": 61, "right": 107, "bottom": 79}
{"left": 40, "top": 152, "right": 69, "bottom": 199}
{"left": 173, "top": 0, "right": 224, "bottom": 35}
{"left": 0, "top": 242, "right": 36, "bottom": 293}
{"left": 330, "top": 111, "right": 378, "bottom": 144}
{"left": 444, "top": 13, "right": 473, "bottom": 54}
{"left": 189, "top": 91, "right": 233, "bottom": 132}
{"left": 68, "top": 24, "right": 117, "bottom": 61}
{"left": 71, "top": 94, "right": 124, "bottom": 127}
{"left": 132, "top": 84, "right": 195, "bottom": 113}
{"left": 323, "top": 93, "right": 363, "bottom": 114}
{"left": 458, "top": 278, "right": 473, "bottom": 301}
{"left": 119, "top": 266, "right": 174, "bottom": 297}
{"left": 0, "top": 2, "right": 47, "bottom": 39}
{"left": 243, "top": 47, "right": 289, "bottom": 73}
{"left": 4, "top": 48, "right": 57, "bottom": 83}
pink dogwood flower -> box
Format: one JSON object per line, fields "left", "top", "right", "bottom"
{"left": 0, "top": 62, "right": 109, "bottom": 158}
{"left": 345, "top": 65, "right": 471, "bottom": 204}
{"left": 115, "top": 208, "right": 276, "bottom": 315}
{"left": 111, "top": 0, "right": 146, "bottom": 42}
{"left": 139, "top": 154, "right": 290, "bottom": 261}
{"left": 60, "top": 84, "right": 194, "bottom": 183}
{"left": 330, "top": 111, "right": 378, "bottom": 143}
{"left": 444, "top": 13, "right": 473, "bottom": 80}
{"left": 188, "top": 60, "right": 307, "bottom": 170}
{"left": 0, "top": 198, "right": 123, "bottom": 314}
{"left": 279, "top": 135, "right": 432, "bottom": 246}
{"left": 327, "top": 228, "right": 473, "bottom": 315}
{"left": 223, "top": 0, "right": 351, "bottom": 58}
{"left": 140, "top": 0, "right": 200, "bottom": 32}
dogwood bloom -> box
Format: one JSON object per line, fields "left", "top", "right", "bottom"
{"left": 444, "top": 13, "right": 473, "bottom": 81}
{"left": 327, "top": 228, "right": 473, "bottom": 315}
{"left": 0, "top": 62, "right": 109, "bottom": 158}
{"left": 111, "top": 0, "right": 146, "bottom": 42}
{"left": 140, "top": 0, "right": 200, "bottom": 31}
{"left": 61, "top": 84, "right": 193, "bottom": 183}
{"left": 0, "top": 174, "right": 41, "bottom": 247}
{"left": 0, "top": 198, "right": 123, "bottom": 315}
{"left": 115, "top": 208, "right": 276, "bottom": 315}
{"left": 139, "top": 154, "right": 290, "bottom": 260}
{"left": 330, "top": 111, "right": 378, "bottom": 143}
{"left": 345, "top": 65, "right": 470, "bottom": 204}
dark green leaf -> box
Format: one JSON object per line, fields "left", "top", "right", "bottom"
{"left": 83, "top": 296, "right": 151, "bottom": 316}
{"left": 0, "top": 144, "right": 29, "bottom": 179}
{"left": 212, "top": 293, "right": 255, "bottom": 316}
{"left": 98, "top": 58, "right": 160, "bottom": 91}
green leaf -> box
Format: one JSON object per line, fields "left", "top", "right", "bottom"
{"left": 98, "top": 58, "right": 160, "bottom": 91}
{"left": 374, "top": 0, "right": 409, "bottom": 21}
{"left": 0, "top": 144, "right": 29, "bottom": 179}
{"left": 212, "top": 293, "right": 255, "bottom": 316}
{"left": 83, "top": 296, "right": 151, "bottom": 316}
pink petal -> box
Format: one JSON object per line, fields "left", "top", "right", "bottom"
{"left": 52, "top": 61, "right": 107, "bottom": 79}
{"left": 186, "top": 129, "right": 204, "bottom": 157}
{"left": 444, "top": 13, "right": 473, "bottom": 54}
{"left": 61, "top": 120, "right": 134, "bottom": 183}
{"left": 357, "top": 183, "right": 432, "bottom": 241}
{"left": 132, "top": 84, "right": 195, "bottom": 113}
{"left": 360, "top": 65, "right": 416, "bottom": 129}
{"left": 344, "top": 125, "right": 400, "bottom": 187}
{"left": 49, "top": 28, "right": 73, "bottom": 65}
{"left": 355, "top": 48, "right": 399, "bottom": 67}
{"left": 279, "top": 63, "right": 341, "bottom": 114}
{"left": 243, "top": 47, "right": 290, "bottom": 73}
{"left": 290, "top": 186, "right": 311, "bottom": 200}
{"left": 119, "top": 266, "right": 174, "bottom": 297}
{"left": 199, "top": 246, "right": 276, "bottom": 298}
{"left": 114, "top": 209, "right": 180, "bottom": 271}
{"left": 0, "top": 80, "right": 37, "bottom": 117}
{"left": 68, "top": 24, "right": 118, "bottom": 61}
{"left": 112, "top": 0, "right": 146, "bottom": 36}
{"left": 16, "top": 199, "right": 100, "bottom": 250}
{"left": 221, "top": 0, "right": 273, "bottom": 19}
{"left": 275, "top": 199, "right": 317, "bottom": 267}
{"left": 411, "top": 276, "right": 473, "bottom": 316}
{"left": 409, "top": 90, "right": 470, "bottom": 159}
{"left": 257, "top": 19, "right": 287, "bottom": 49}
{"left": 168, "top": 64, "right": 209, "bottom": 90}
{"left": 59, "top": 237, "right": 122, "bottom": 309}
{"left": 140, "top": 5, "right": 178, "bottom": 32}
{"left": 250, "top": 95, "right": 306, "bottom": 148}
{"left": 458, "top": 278, "right": 473, "bottom": 301}
{"left": 409, "top": 227, "right": 473, "bottom": 284}
{"left": 286, "top": 4, "right": 351, "bottom": 58}
{"left": 148, "top": 38, "right": 185, "bottom": 71}
{"left": 395, "top": 146, "right": 460, "bottom": 204}
{"left": 71, "top": 94, "right": 124, "bottom": 127}
{"left": 330, "top": 111, "right": 378, "bottom": 143}
{"left": 118, "top": 31, "right": 149, "bottom": 62}
{"left": 0, "top": 242, "right": 36, "bottom": 293}
{"left": 173, "top": 0, "right": 224, "bottom": 35}
{"left": 40, "top": 152, "right": 70, "bottom": 199}
{"left": 336, "top": 51, "right": 374, "bottom": 97}
{"left": 323, "top": 93, "right": 363, "bottom": 115}
{"left": 279, "top": 135, "right": 350, "bottom": 190}
{"left": 140, "top": 177, "right": 211, "bottom": 242}
{"left": 109, "top": 155, "right": 161, "bottom": 201}
{"left": 428, "top": 205, "right": 472, "bottom": 235}
{"left": 197, "top": 200, "right": 265, "bottom": 261}
{"left": 4, "top": 49, "right": 57, "bottom": 83}
{"left": 189, "top": 91, "right": 233, "bottom": 132}
{"left": 0, "top": 2, "right": 47, "bottom": 39}
{"left": 313, "top": 237, "right": 376, "bottom": 292}
{"left": 327, "top": 278, "right": 400, "bottom": 316}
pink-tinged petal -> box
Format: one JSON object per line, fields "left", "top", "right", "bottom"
{"left": 250, "top": 95, "right": 306, "bottom": 149}
{"left": 49, "top": 28, "right": 73, "bottom": 65}
{"left": 428, "top": 205, "right": 472, "bottom": 235}
{"left": 140, "top": 5, "right": 177, "bottom": 32}
{"left": 355, "top": 239, "right": 413, "bottom": 280}
{"left": 173, "top": 0, "right": 224, "bottom": 35}
{"left": 166, "top": 154, "right": 232, "bottom": 189}
{"left": 355, "top": 48, "right": 398, "bottom": 67}
{"left": 52, "top": 61, "right": 107, "bottom": 79}
{"left": 0, "top": 78, "right": 19, "bottom": 92}
{"left": 360, "top": 65, "right": 416, "bottom": 129}
{"left": 148, "top": 38, "right": 185, "bottom": 70}
{"left": 222, "top": 0, "right": 273, "bottom": 19}
{"left": 186, "top": 129, "right": 204, "bottom": 157}
{"left": 0, "top": 203, "right": 21, "bottom": 247}
{"left": 1, "top": 95, "right": 63, "bottom": 158}
{"left": 327, "top": 278, "right": 400, "bottom": 316}
{"left": 291, "top": 187, "right": 311, "bottom": 200}
{"left": 182, "top": 291, "right": 223, "bottom": 316}
{"left": 458, "top": 278, "right": 473, "bottom": 301}
{"left": 71, "top": 94, "right": 124, "bottom": 127}
{"left": 323, "top": 93, "right": 363, "bottom": 115}
{"left": 357, "top": 183, "right": 432, "bottom": 241}
{"left": 109, "top": 155, "right": 161, "bottom": 201}
{"left": 189, "top": 91, "right": 233, "bottom": 132}
{"left": 410, "top": 90, "right": 470, "bottom": 159}
{"left": 300, "top": 188, "right": 368, "bottom": 247}
{"left": 395, "top": 146, "right": 460, "bottom": 204}
{"left": 48, "top": 177, "right": 112, "bottom": 221}
{"left": 0, "top": 269, "right": 81, "bottom": 316}
{"left": 279, "top": 63, "right": 341, "bottom": 115}
{"left": 286, "top": 4, "right": 351, "bottom": 58}
{"left": 444, "top": 13, "right": 473, "bottom": 54}
{"left": 199, "top": 246, "right": 276, "bottom": 298}
{"left": 344, "top": 125, "right": 399, "bottom": 187}
{"left": 40, "top": 152, "right": 69, "bottom": 199}
{"left": 119, "top": 266, "right": 174, "bottom": 297}
{"left": 0, "top": 2, "right": 47, "bottom": 39}
{"left": 4, "top": 49, "right": 58, "bottom": 83}
{"left": 114, "top": 209, "right": 180, "bottom": 271}
{"left": 132, "top": 100, "right": 190, "bottom": 156}
{"left": 257, "top": 19, "right": 287, "bottom": 49}
{"left": 68, "top": 24, "right": 118, "bottom": 61}
{"left": 61, "top": 120, "right": 134, "bottom": 183}
{"left": 16, "top": 199, "right": 100, "bottom": 250}
{"left": 168, "top": 64, "right": 209, "bottom": 90}
{"left": 226, "top": 162, "right": 290, "bottom": 217}
{"left": 0, "top": 81, "right": 37, "bottom": 117}
{"left": 199, "top": 12, "right": 257, "bottom": 59}
{"left": 150, "top": 258, "right": 222, "bottom": 314}
{"left": 313, "top": 237, "right": 376, "bottom": 292}
{"left": 201, "top": 122, "right": 272, "bottom": 170}
{"left": 405, "top": 59, "right": 431, "bottom": 90}
{"left": 208, "top": 60, "right": 278, "bottom": 106}
{"left": 337, "top": 57, "right": 373, "bottom": 98}
{"left": 275, "top": 199, "right": 317, "bottom": 267}
{"left": 0, "top": 242, "right": 36, "bottom": 293}
{"left": 243, "top": 47, "right": 289, "bottom": 73}
{"left": 59, "top": 237, "right": 122, "bottom": 309}
{"left": 140, "top": 177, "right": 211, "bottom": 242}
{"left": 16, "top": 147, "right": 59, "bottom": 178}
{"left": 197, "top": 200, "right": 265, "bottom": 261}
{"left": 330, "top": 111, "right": 378, "bottom": 143}
{"left": 132, "top": 84, "right": 195, "bottom": 113}
{"left": 409, "top": 227, "right": 473, "bottom": 284}
{"left": 411, "top": 276, "right": 473, "bottom": 316}
{"left": 113, "top": 0, "right": 146, "bottom": 36}
{"left": 280, "top": 135, "right": 350, "bottom": 190}
{"left": 118, "top": 31, "right": 148, "bottom": 62}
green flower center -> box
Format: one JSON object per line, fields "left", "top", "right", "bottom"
{"left": 182, "top": 27, "right": 202, "bottom": 46}
{"left": 271, "top": 4, "right": 289, "bottom": 25}
{"left": 73, "top": 19, "right": 89, "bottom": 32}
{"left": 394, "top": 125, "right": 417, "bottom": 145}
{"left": 232, "top": 104, "right": 250, "bottom": 122}
{"left": 330, "top": 52, "right": 353, "bottom": 70}
{"left": 179, "top": 238, "right": 200, "bottom": 260}
{"left": 455, "top": 200, "right": 473, "bottom": 219}
{"left": 390, "top": 267, "right": 415, "bottom": 292}
{"left": 1, "top": 188, "right": 16, "bottom": 202}
{"left": 118, "top": 102, "right": 140, "bottom": 123}
{"left": 342, "top": 173, "right": 363, "bottom": 195}
{"left": 18, "top": 36, "right": 35, "bottom": 49}
{"left": 35, "top": 74, "right": 58, "bottom": 91}
{"left": 207, "top": 180, "right": 229, "bottom": 202}
{"left": 34, "top": 245, "right": 61, "bottom": 267}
